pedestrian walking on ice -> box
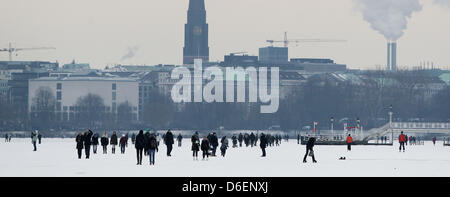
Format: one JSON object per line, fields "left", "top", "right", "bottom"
{"left": 92, "top": 133, "right": 99, "bottom": 154}
{"left": 83, "top": 130, "right": 93, "bottom": 159}
{"left": 303, "top": 137, "right": 317, "bottom": 163}
{"left": 259, "top": 133, "right": 267, "bottom": 157}
{"left": 210, "top": 132, "right": 218, "bottom": 156}
{"left": 38, "top": 133, "right": 42, "bottom": 144}
{"left": 346, "top": 134, "right": 353, "bottom": 151}
{"left": 148, "top": 133, "right": 158, "bottom": 165}
{"left": 191, "top": 132, "right": 200, "bottom": 160}
{"left": 76, "top": 132, "right": 84, "bottom": 159}
{"left": 119, "top": 134, "right": 127, "bottom": 154}
{"left": 135, "top": 130, "right": 145, "bottom": 165}
{"left": 31, "top": 130, "right": 38, "bottom": 151}
{"left": 220, "top": 136, "right": 229, "bottom": 157}
{"left": 110, "top": 131, "right": 118, "bottom": 154}
{"left": 177, "top": 133, "right": 183, "bottom": 147}
{"left": 201, "top": 136, "right": 210, "bottom": 160}
{"left": 399, "top": 131, "right": 406, "bottom": 152}
{"left": 101, "top": 132, "right": 109, "bottom": 154}
{"left": 165, "top": 130, "right": 174, "bottom": 157}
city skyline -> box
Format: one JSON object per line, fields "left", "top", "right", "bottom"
{"left": 0, "top": 0, "right": 450, "bottom": 69}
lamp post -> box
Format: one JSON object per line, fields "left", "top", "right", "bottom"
{"left": 389, "top": 105, "right": 393, "bottom": 143}
{"left": 330, "top": 116, "right": 334, "bottom": 139}
{"left": 356, "top": 117, "right": 361, "bottom": 139}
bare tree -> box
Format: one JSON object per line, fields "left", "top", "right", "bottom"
{"left": 30, "top": 86, "right": 56, "bottom": 128}
{"left": 74, "top": 93, "right": 107, "bottom": 128}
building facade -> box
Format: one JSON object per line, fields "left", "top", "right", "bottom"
{"left": 29, "top": 77, "right": 139, "bottom": 121}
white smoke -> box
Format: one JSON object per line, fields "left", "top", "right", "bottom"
{"left": 121, "top": 46, "right": 140, "bottom": 61}
{"left": 355, "top": 0, "right": 422, "bottom": 41}
{"left": 433, "top": 0, "right": 450, "bottom": 8}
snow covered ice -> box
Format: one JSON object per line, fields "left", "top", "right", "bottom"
{"left": 1, "top": 138, "right": 450, "bottom": 177}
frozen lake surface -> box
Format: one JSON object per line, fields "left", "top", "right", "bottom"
{"left": 1, "top": 138, "right": 450, "bottom": 177}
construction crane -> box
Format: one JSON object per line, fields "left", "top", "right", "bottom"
{"left": 0, "top": 43, "right": 56, "bottom": 61}
{"left": 266, "top": 32, "right": 347, "bottom": 47}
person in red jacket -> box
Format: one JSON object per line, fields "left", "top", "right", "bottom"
{"left": 399, "top": 131, "right": 406, "bottom": 152}
{"left": 346, "top": 134, "right": 353, "bottom": 151}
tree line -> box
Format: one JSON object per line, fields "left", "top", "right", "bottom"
{"left": 0, "top": 70, "right": 449, "bottom": 131}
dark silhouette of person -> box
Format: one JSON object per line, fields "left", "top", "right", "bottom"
{"left": 201, "top": 136, "right": 210, "bottom": 160}
{"left": 135, "top": 130, "right": 145, "bottom": 165}
{"left": 165, "top": 130, "right": 174, "bottom": 156}
{"left": 100, "top": 132, "right": 109, "bottom": 154}
{"left": 110, "top": 131, "right": 118, "bottom": 154}
{"left": 177, "top": 133, "right": 183, "bottom": 147}
{"left": 76, "top": 132, "right": 84, "bottom": 159}
{"left": 259, "top": 133, "right": 267, "bottom": 157}
{"left": 191, "top": 132, "right": 200, "bottom": 160}
{"left": 303, "top": 137, "right": 317, "bottom": 163}
{"left": 83, "top": 130, "right": 93, "bottom": 159}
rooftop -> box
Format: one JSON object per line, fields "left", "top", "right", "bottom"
{"left": 30, "top": 76, "right": 139, "bottom": 82}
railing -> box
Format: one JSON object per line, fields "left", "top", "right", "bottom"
{"left": 392, "top": 122, "right": 450, "bottom": 129}
{"left": 363, "top": 123, "right": 390, "bottom": 141}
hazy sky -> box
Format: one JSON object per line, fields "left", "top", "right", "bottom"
{"left": 1, "top": 0, "right": 449, "bottom": 69}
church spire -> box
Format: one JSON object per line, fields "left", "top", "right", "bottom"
{"left": 183, "top": 0, "right": 209, "bottom": 64}
{"left": 189, "top": 0, "right": 205, "bottom": 11}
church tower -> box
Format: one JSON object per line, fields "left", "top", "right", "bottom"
{"left": 183, "top": 0, "right": 209, "bottom": 64}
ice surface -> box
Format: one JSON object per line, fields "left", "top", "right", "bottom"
{"left": 1, "top": 138, "right": 450, "bottom": 177}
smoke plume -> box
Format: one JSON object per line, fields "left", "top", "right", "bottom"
{"left": 433, "top": 0, "right": 450, "bottom": 9}
{"left": 355, "top": 0, "right": 422, "bottom": 41}
{"left": 121, "top": 46, "right": 140, "bottom": 61}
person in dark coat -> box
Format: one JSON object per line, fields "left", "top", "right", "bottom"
{"left": 131, "top": 133, "right": 136, "bottom": 145}
{"left": 37, "top": 133, "right": 42, "bottom": 144}
{"left": 119, "top": 134, "right": 127, "bottom": 154}
{"left": 76, "top": 132, "right": 84, "bottom": 159}
{"left": 210, "top": 132, "right": 219, "bottom": 156}
{"left": 177, "top": 133, "right": 183, "bottom": 147}
{"left": 31, "top": 131, "right": 38, "bottom": 151}
{"left": 220, "top": 136, "right": 229, "bottom": 157}
{"left": 232, "top": 135, "right": 237, "bottom": 148}
{"left": 100, "top": 132, "right": 109, "bottom": 154}
{"left": 244, "top": 133, "right": 250, "bottom": 147}
{"left": 191, "top": 132, "right": 200, "bottom": 160}
{"left": 110, "top": 131, "right": 118, "bottom": 154}
{"left": 165, "top": 130, "right": 174, "bottom": 156}
{"left": 201, "top": 136, "right": 210, "bottom": 160}
{"left": 144, "top": 131, "right": 151, "bottom": 156}
{"left": 259, "top": 133, "right": 267, "bottom": 157}
{"left": 250, "top": 133, "right": 255, "bottom": 147}
{"left": 238, "top": 133, "right": 243, "bottom": 147}
{"left": 83, "top": 130, "right": 93, "bottom": 159}
{"left": 303, "top": 137, "right": 317, "bottom": 163}
{"left": 92, "top": 133, "right": 99, "bottom": 154}
{"left": 135, "top": 130, "right": 145, "bottom": 165}
{"left": 148, "top": 133, "right": 159, "bottom": 165}
{"left": 297, "top": 134, "right": 300, "bottom": 144}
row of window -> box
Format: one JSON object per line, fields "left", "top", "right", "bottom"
{"left": 44, "top": 112, "right": 138, "bottom": 121}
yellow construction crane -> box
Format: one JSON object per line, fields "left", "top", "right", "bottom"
{"left": 266, "top": 32, "right": 347, "bottom": 47}
{"left": 0, "top": 43, "right": 56, "bottom": 61}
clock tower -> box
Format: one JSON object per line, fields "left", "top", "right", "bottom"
{"left": 183, "top": 0, "right": 209, "bottom": 64}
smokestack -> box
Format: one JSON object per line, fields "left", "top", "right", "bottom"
{"left": 387, "top": 42, "right": 391, "bottom": 70}
{"left": 391, "top": 42, "right": 397, "bottom": 71}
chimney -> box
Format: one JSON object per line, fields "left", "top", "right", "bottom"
{"left": 391, "top": 42, "right": 397, "bottom": 71}
{"left": 387, "top": 42, "right": 391, "bottom": 70}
